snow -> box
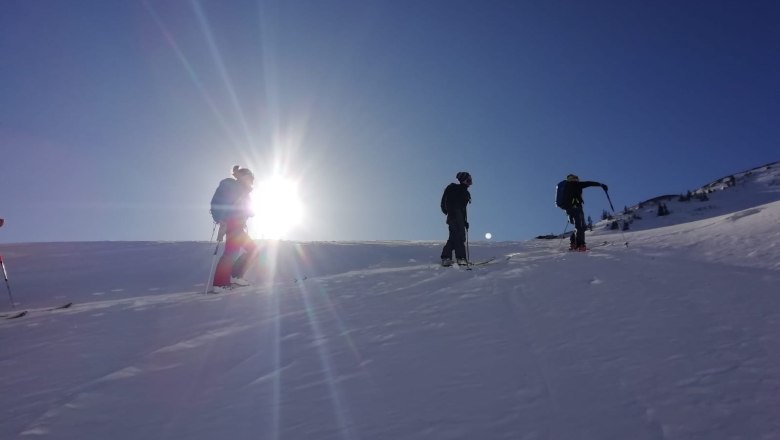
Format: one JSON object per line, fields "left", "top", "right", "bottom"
{"left": 1, "top": 165, "right": 780, "bottom": 439}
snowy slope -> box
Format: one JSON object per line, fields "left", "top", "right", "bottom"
{"left": 1, "top": 170, "right": 780, "bottom": 439}
{"left": 603, "top": 161, "right": 780, "bottom": 232}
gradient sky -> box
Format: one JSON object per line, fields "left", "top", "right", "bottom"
{"left": 1, "top": 0, "right": 778, "bottom": 243}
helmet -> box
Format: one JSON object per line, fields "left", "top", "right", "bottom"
{"left": 566, "top": 174, "right": 579, "bottom": 182}
{"left": 232, "top": 165, "right": 254, "bottom": 180}
{"left": 456, "top": 171, "right": 472, "bottom": 185}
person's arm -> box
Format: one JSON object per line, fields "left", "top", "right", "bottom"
{"left": 463, "top": 189, "right": 471, "bottom": 226}
{"left": 581, "top": 181, "right": 607, "bottom": 191}
{"left": 440, "top": 186, "right": 449, "bottom": 215}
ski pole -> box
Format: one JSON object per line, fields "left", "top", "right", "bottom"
{"left": 604, "top": 189, "right": 629, "bottom": 247}
{"left": 558, "top": 217, "right": 570, "bottom": 248}
{"left": 204, "top": 242, "right": 221, "bottom": 294}
{"left": 0, "top": 255, "right": 15, "bottom": 308}
{"left": 203, "top": 223, "right": 226, "bottom": 294}
{"left": 465, "top": 224, "right": 470, "bottom": 263}
{"left": 603, "top": 188, "right": 616, "bottom": 213}
{"left": 209, "top": 221, "right": 217, "bottom": 241}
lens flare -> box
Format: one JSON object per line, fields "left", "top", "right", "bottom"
{"left": 249, "top": 175, "right": 304, "bottom": 239}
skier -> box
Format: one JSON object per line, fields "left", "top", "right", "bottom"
{"left": 209, "top": 166, "right": 258, "bottom": 292}
{"left": 440, "top": 171, "right": 472, "bottom": 266}
{"left": 561, "top": 174, "right": 607, "bottom": 251}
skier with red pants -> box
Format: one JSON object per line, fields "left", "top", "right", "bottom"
{"left": 209, "top": 166, "right": 258, "bottom": 292}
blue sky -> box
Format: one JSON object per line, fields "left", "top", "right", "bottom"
{"left": 1, "top": 0, "right": 777, "bottom": 243}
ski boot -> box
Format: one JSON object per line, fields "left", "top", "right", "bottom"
{"left": 208, "top": 285, "right": 233, "bottom": 294}
{"left": 230, "top": 276, "right": 250, "bottom": 287}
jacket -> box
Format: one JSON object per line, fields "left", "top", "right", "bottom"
{"left": 210, "top": 178, "right": 252, "bottom": 224}
{"left": 567, "top": 181, "right": 602, "bottom": 207}
{"left": 440, "top": 183, "right": 471, "bottom": 224}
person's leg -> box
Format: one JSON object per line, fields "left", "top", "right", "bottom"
{"left": 566, "top": 210, "right": 576, "bottom": 249}
{"left": 452, "top": 217, "right": 467, "bottom": 260}
{"left": 441, "top": 220, "right": 455, "bottom": 260}
{"left": 572, "top": 207, "right": 587, "bottom": 248}
{"left": 213, "top": 226, "right": 241, "bottom": 286}
{"left": 231, "top": 233, "right": 258, "bottom": 280}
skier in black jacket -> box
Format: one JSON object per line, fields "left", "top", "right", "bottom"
{"left": 564, "top": 174, "right": 607, "bottom": 251}
{"left": 440, "top": 172, "right": 472, "bottom": 266}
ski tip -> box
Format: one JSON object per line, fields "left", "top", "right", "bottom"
{"left": 7, "top": 310, "right": 28, "bottom": 319}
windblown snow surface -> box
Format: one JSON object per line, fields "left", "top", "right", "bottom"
{"left": 1, "top": 166, "right": 779, "bottom": 439}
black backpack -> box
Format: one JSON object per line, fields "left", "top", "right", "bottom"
{"left": 210, "top": 178, "right": 239, "bottom": 223}
{"left": 555, "top": 180, "right": 573, "bottom": 210}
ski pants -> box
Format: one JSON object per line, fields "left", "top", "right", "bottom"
{"left": 441, "top": 215, "right": 467, "bottom": 260}
{"left": 213, "top": 219, "right": 258, "bottom": 286}
{"left": 567, "top": 205, "right": 586, "bottom": 247}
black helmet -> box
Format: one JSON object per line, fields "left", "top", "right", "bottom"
{"left": 456, "top": 171, "right": 472, "bottom": 185}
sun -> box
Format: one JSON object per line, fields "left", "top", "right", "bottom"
{"left": 248, "top": 175, "right": 304, "bottom": 239}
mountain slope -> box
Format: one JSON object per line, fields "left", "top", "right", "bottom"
{"left": 1, "top": 200, "right": 779, "bottom": 439}
{"left": 594, "top": 161, "right": 780, "bottom": 234}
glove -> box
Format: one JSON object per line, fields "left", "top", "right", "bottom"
{"left": 465, "top": 222, "right": 470, "bottom": 230}
{"left": 602, "top": 184, "right": 609, "bottom": 192}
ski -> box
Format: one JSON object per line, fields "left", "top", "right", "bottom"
{"left": 205, "top": 283, "right": 255, "bottom": 294}
{"left": 49, "top": 302, "right": 73, "bottom": 311}
{"left": 440, "top": 257, "right": 497, "bottom": 269}
{"left": 567, "top": 241, "right": 610, "bottom": 252}
{"left": 469, "top": 257, "right": 497, "bottom": 266}
{"left": 2, "top": 302, "right": 73, "bottom": 320}
{"left": 6, "top": 310, "right": 27, "bottom": 319}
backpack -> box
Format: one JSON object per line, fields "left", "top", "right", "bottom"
{"left": 555, "top": 180, "right": 573, "bottom": 210}
{"left": 210, "top": 178, "right": 240, "bottom": 223}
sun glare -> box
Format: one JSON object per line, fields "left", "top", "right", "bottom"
{"left": 249, "top": 175, "right": 304, "bottom": 239}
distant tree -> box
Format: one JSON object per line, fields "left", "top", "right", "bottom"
{"left": 622, "top": 221, "right": 630, "bottom": 231}
{"left": 657, "top": 204, "right": 665, "bottom": 216}
{"left": 678, "top": 193, "right": 685, "bottom": 202}
{"left": 698, "top": 192, "right": 709, "bottom": 202}
{"left": 610, "top": 220, "right": 619, "bottom": 230}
